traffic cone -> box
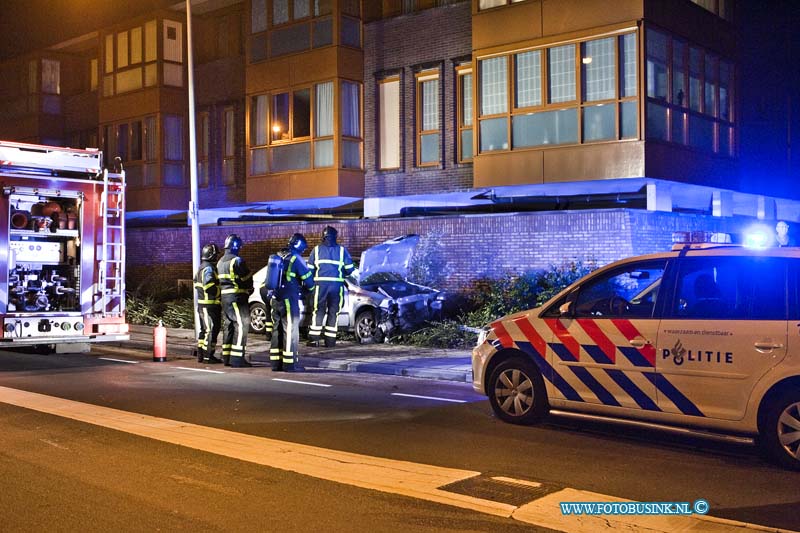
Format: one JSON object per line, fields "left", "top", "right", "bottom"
{"left": 153, "top": 320, "right": 167, "bottom": 362}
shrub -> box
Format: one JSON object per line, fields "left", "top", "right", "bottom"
{"left": 401, "top": 260, "right": 598, "bottom": 349}
{"left": 162, "top": 299, "right": 195, "bottom": 329}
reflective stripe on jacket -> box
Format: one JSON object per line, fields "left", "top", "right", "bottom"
{"left": 193, "top": 261, "right": 220, "bottom": 305}
{"left": 217, "top": 252, "right": 253, "bottom": 295}
{"left": 308, "top": 244, "right": 354, "bottom": 283}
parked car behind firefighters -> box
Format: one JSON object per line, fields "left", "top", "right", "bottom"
{"left": 249, "top": 235, "right": 446, "bottom": 343}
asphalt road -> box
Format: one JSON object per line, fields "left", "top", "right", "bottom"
{"left": 0, "top": 344, "right": 797, "bottom": 532}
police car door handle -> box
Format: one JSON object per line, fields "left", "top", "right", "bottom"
{"left": 629, "top": 337, "right": 650, "bottom": 348}
{"left": 754, "top": 341, "right": 784, "bottom": 351}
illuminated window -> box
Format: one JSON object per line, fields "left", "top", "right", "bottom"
{"left": 479, "top": 0, "right": 526, "bottom": 9}
{"left": 479, "top": 56, "right": 508, "bottom": 152}
{"left": 379, "top": 77, "right": 400, "bottom": 169}
{"left": 416, "top": 71, "right": 440, "bottom": 166}
{"left": 341, "top": 80, "right": 362, "bottom": 169}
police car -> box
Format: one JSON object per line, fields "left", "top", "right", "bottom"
{"left": 472, "top": 232, "right": 800, "bottom": 469}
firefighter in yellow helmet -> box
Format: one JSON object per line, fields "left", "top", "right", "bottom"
{"left": 217, "top": 234, "right": 254, "bottom": 367}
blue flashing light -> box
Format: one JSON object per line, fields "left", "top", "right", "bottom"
{"left": 743, "top": 225, "right": 772, "bottom": 249}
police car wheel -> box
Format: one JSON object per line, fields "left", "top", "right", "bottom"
{"left": 760, "top": 392, "right": 800, "bottom": 470}
{"left": 488, "top": 358, "right": 548, "bottom": 425}
{"left": 249, "top": 302, "right": 269, "bottom": 334}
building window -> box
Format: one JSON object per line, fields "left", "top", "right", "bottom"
{"left": 548, "top": 44, "right": 576, "bottom": 104}
{"left": 250, "top": 95, "right": 269, "bottom": 174}
{"left": 379, "top": 77, "right": 400, "bottom": 169}
{"left": 164, "top": 114, "right": 184, "bottom": 186}
{"left": 315, "top": 81, "right": 334, "bottom": 167}
{"left": 102, "top": 20, "right": 159, "bottom": 97}
{"left": 417, "top": 71, "right": 440, "bottom": 166}
{"left": 197, "top": 112, "right": 210, "bottom": 187}
{"left": 457, "top": 67, "right": 473, "bottom": 162}
{"left": 41, "top": 59, "right": 60, "bottom": 95}
{"left": 477, "top": 31, "right": 638, "bottom": 153}
{"left": 479, "top": 56, "right": 508, "bottom": 152}
{"left": 222, "top": 108, "right": 236, "bottom": 185}
{"left": 341, "top": 80, "right": 362, "bottom": 169}
{"left": 645, "top": 26, "right": 734, "bottom": 156}
{"left": 690, "top": 0, "right": 732, "bottom": 22}
{"left": 250, "top": 80, "right": 339, "bottom": 173}
{"left": 515, "top": 50, "right": 541, "bottom": 109}
{"left": 90, "top": 58, "right": 99, "bottom": 92}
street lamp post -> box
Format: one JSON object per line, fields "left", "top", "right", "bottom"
{"left": 186, "top": 0, "right": 201, "bottom": 337}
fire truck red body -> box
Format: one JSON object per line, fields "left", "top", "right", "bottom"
{"left": 0, "top": 140, "right": 128, "bottom": 351}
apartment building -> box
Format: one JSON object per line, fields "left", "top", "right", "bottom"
{"left": 0, "top": 0, "right": 796, "bottom": 224}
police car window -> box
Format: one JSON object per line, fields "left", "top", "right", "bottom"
{"left": 670, "top": 257, "right": 786, "bottom": 320}
{"left": 572, "top": 261, "right": 666, "bottom": 318}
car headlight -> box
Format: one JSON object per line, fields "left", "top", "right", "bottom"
{"left": 477, "top": 327, "right": 490, "bottom": 346}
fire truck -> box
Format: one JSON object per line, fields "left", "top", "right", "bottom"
{"left": 0, "top": 140, "right": 128, "bottom": 352}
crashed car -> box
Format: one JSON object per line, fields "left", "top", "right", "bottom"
{"left": 249, "top": 235, "right": 446, "bottom": 343}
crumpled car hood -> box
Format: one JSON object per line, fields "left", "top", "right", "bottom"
{"left": 358, "top": 235, "right": 420, "bottom": 279}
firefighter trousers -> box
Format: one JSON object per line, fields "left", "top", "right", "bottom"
{"left": 196, "top": 304, "right": 221, "bottom": 360}
{"left": 221, "top": 294, "right": 250, "bottom": 362}
{"left": 269, "top": 297, "right": 300, "bottom": 370}
{"left": 309, "top": 282, "right": 344, "bottom": 346}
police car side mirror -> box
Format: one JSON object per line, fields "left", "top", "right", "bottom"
{"left": 559, "top": 302, "right": 573, "bottom": 317}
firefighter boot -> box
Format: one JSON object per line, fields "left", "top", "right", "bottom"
{"left": 223, "top": 355, "right": 231, "bottom": 366}
{"left": 196, "top": 348, "right": 205, "bottom": 363}
{"left": 205, "top": 353, "right": 223, "bottom": 364}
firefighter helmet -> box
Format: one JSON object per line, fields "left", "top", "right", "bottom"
{"left": 224, "top": 234, "right": 242, "bottom": 254}
{"left": 322, "top": 226, "right": 338, "bottom": 245}
{"left": 288, "top": 233, "right": 308, "bottom": 254}
{"left": 201, "top": 243, "right": 219, "bottom": 261}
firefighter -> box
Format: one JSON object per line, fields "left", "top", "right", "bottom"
{"left": 270, "top": 233, "right": 315, "bottom": 371}
{"left": 217, "top": 234, "right": 254, "bottom": 367}
{"left": 193, "top": 243, "right": 223, "bottom": 364}
{"left": 307, "top": 226, "right": 354, "bottom": 347}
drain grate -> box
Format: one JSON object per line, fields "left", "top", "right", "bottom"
{"left": 439, "top": 474, "right": 559, "bottom": 507}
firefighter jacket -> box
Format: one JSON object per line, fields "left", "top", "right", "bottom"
{"left": 274, "top": 249, "right": 315, "bottom": 300}
{"left": 217, "top": 252, "right": 253, "bottom": 296}
{"left": 308, "top": 243, "right": 354, "bottom": 284}
{"left": 193, "top": 260, "right": 220, "bottom": 306}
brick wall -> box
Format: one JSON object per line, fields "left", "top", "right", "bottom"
{"left": 363, "top": 2, "right": 473, "bottom": 198}
{"left": 126, "top": 209, "right": 749, "bottom": 294}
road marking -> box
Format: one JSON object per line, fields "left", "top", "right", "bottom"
{"left": 0, "top": 385, "right": 789, "bottom": 533}
{"left": 98, "top": 358, "right": 139, "bottom": 364}
{"left": 272, "top": 378, "right": 331, "bottom": 388}
{"left": 175, "top": 367, "right": 226, "bottom": 374}
{"left": 391, "top": 393, "right": 467, "bottom": 404}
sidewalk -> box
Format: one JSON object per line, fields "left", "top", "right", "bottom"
{"left": 118, "top": 325, "right": 474, "bottom": 383}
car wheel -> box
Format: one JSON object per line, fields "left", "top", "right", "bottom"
{"left": 760, "top": 391, "right": 800, "bottom": 470}
{"left": 355, "top": 310, "right": 381, "bottom": 344}
{"left": 249, "top": 302, "right": 269, "bottom": 334}
{"left": 487, "top": 357, "right": 548, "bottom": 425}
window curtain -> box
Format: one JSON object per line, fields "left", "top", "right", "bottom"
{"left": 315, "top": 82, "right": 333, "bottom": 137}
{"left": 164, "top": 115, "right": 183, "bottom": 161}
{"left": 253, "top": 95, "right": 268, "bottom": 145}
{"left": 341, "top": 81, "right": 360, "bottom": 137}
{"left": 41, "top": 59, "right": 60, "bottom": 95}
{"left": 273, "top": 0, "right": 289, "bottom": 25}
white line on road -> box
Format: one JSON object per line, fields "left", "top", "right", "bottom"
{"left": 175, "top": 367, "right": 226, "bottom": 374}
{"left": 272, "top": 378, "right": 331, "bottom": 388}
{"left": 98, "top": 358, "right": 139, "bottom": 364}
{"left": 391, "top": 393, "right": 466, "bottom": 404}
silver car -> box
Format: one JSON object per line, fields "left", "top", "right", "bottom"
{"left": 248, "top": 235, "right": 445, "bottom": 343}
